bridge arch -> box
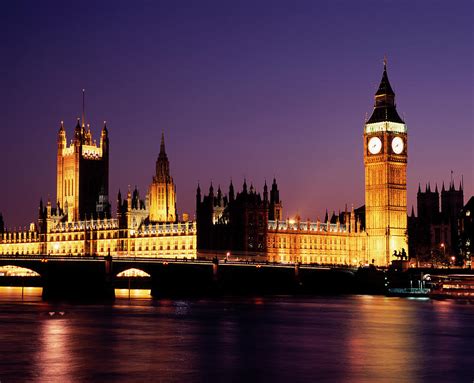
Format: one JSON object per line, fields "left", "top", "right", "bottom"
{"left": 0, "top": 259, "right": 45, "bottom": 276}
{"left": 116, "top": 268, "right": 151, "bottom": 278}
{"left": 0, "top": 265, "right": 41, "bottom": 277}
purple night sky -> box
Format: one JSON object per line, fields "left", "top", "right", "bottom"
{"left": 1, "top": 0, "right": 473, "bottom": 228}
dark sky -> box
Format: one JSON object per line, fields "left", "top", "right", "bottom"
{"left": 1, "top": 0, "right": 473, "bottom": 227}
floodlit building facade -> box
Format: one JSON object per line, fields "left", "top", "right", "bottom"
{"left": 197, "top": 62, "right": 409, "bottom": 266}
{"left": 1, "top": 63, "right": 411, "bottom": 266}
{"left": 0, "top": 116, "right": 195, "bottom": 259}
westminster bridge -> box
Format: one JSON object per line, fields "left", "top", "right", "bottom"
{"left": 0, "top": 254, "right": 372, "bottom": 299}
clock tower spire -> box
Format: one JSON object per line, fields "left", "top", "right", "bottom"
{"left": 364, "top": 60, "right": 408, "bottom": 266}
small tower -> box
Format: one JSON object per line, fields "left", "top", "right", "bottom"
{"left": 350, "top": 205, "right": 356, "bottom": 233}
{"left": 228, "top": 180, "right": 235, "bottom": 203}
{"left": 269, "top": 178, "right": 282, "bottom": 221}
{"left": 56, "top": 93, "right": 109, "bottom": 222}
{"left": 148, "top": 132, "right": 177, "bottom": 222}
{"left": 196, "top": 183, "right": 201, "bottom": 206}
{"left": 263, "top": 180, "right": 269, "bottom": 203}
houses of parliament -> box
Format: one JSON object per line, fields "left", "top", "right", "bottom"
{"left": 0, "top": 112, "right": 196, "bottom": 259}
{"left": 1, "top": 63, "right": 469, "bottom": 266}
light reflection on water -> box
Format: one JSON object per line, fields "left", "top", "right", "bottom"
{"left": 0, "top": 287, "right": 473, "bottom": 382}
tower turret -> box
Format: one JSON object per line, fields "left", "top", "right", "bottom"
{"left": 116, "top": 189, "right": 122, "bottom": 215}
{"left": 74, "top": 118, "right": 82, "bottom": 143}
{"left": 263, "top": 180, "right": 268, "bottom": 203}
{"left": 229, "top": 180, "right": 235, "bottom": 202}
{"left": 196, "top": 183, "right": 201, "bottom": 205}
{"left": 58, "top": 121, "right": 66, "bottom": 149}
{"left": 209, "top": 182, "right": 214, "bottom": 198}
{"left": 217, "top": 185, "right": 223, "bottom": 202}
{"left": 350, "top": 205, "right": 356, "bottom": 232}
{"left": 269, "top": 178, "right": 282, "bottom": 221}
{"left": 0, "top": 212, "right": 5, "bottom": 233}
{"left": 101, "top": 121, "right": 109, "bottom": 153}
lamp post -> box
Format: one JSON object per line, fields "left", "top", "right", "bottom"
{"left": 440, "top": 243, "right": 446, "bottom": 265}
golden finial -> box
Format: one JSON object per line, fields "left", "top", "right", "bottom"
{"left": 383, "top": 55, "right": 387, "bottom": 70}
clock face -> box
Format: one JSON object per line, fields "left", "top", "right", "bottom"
{"left": 368, "top": 136, "right": 382, "bottom": 154}
{"left": 391, "top": 136, "right": 404, "bottom": 154}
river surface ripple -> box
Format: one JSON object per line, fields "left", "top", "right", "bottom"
{"left": 0, "top": 287, "right": 473, "bottom": 382}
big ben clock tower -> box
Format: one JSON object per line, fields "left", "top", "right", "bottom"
{"left": 364, "top": 60, "right": 408, "bottom": 266}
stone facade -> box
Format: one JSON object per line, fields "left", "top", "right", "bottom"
{"left": 0, "top": 116, "right": 195, "bottom": 259}
{"left": 197, "top": 180, "right": 368, "bottom": 265}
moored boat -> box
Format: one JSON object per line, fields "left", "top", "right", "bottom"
{"left": 387, "top": 287, "right": 430, "bottom": 297}
{"left": 429, "top": 274, "right": 474, "bottom": 299}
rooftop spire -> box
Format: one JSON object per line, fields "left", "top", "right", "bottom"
{"left": 160, "top": 131, "right": 166, "bottom": 155}
{"left": 81, "top": 89, "right": 86, "bottom": 128}
{"left": 155, "top": 131, "right": 170, "bottom": 182}
{"left": 367, "top": 58, "right": 404, "bottom": 124}
{"left": 375, "top": 58, "right": 395, "bottom": 96}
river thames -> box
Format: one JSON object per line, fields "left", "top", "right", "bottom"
{"left": 0, "top": 287, "right": 473, "bottom": 382}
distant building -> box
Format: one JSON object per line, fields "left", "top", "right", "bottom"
{"left": 196, "top": 180, "right": 270, "bottom": 253}
{"left": 458, "top": 196, "right": 473, "bottom": 264}
{"left": 409, "top": 179, "right": 464, "bottom": 260}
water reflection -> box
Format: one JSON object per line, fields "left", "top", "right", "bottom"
{"left": 0, "top": 288, "right": 472, "bottom": 382}
{"left": 0, "top": 286, "right": 42, "bottom": 301}
{"left": 347, "top": 297, "right": 421, "bottom": 382}
{"left": 35, "top": 316, "right": 75, "bottom": 381}
{"left": 115, "top": 288, "right": 151, "bottom": 300}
